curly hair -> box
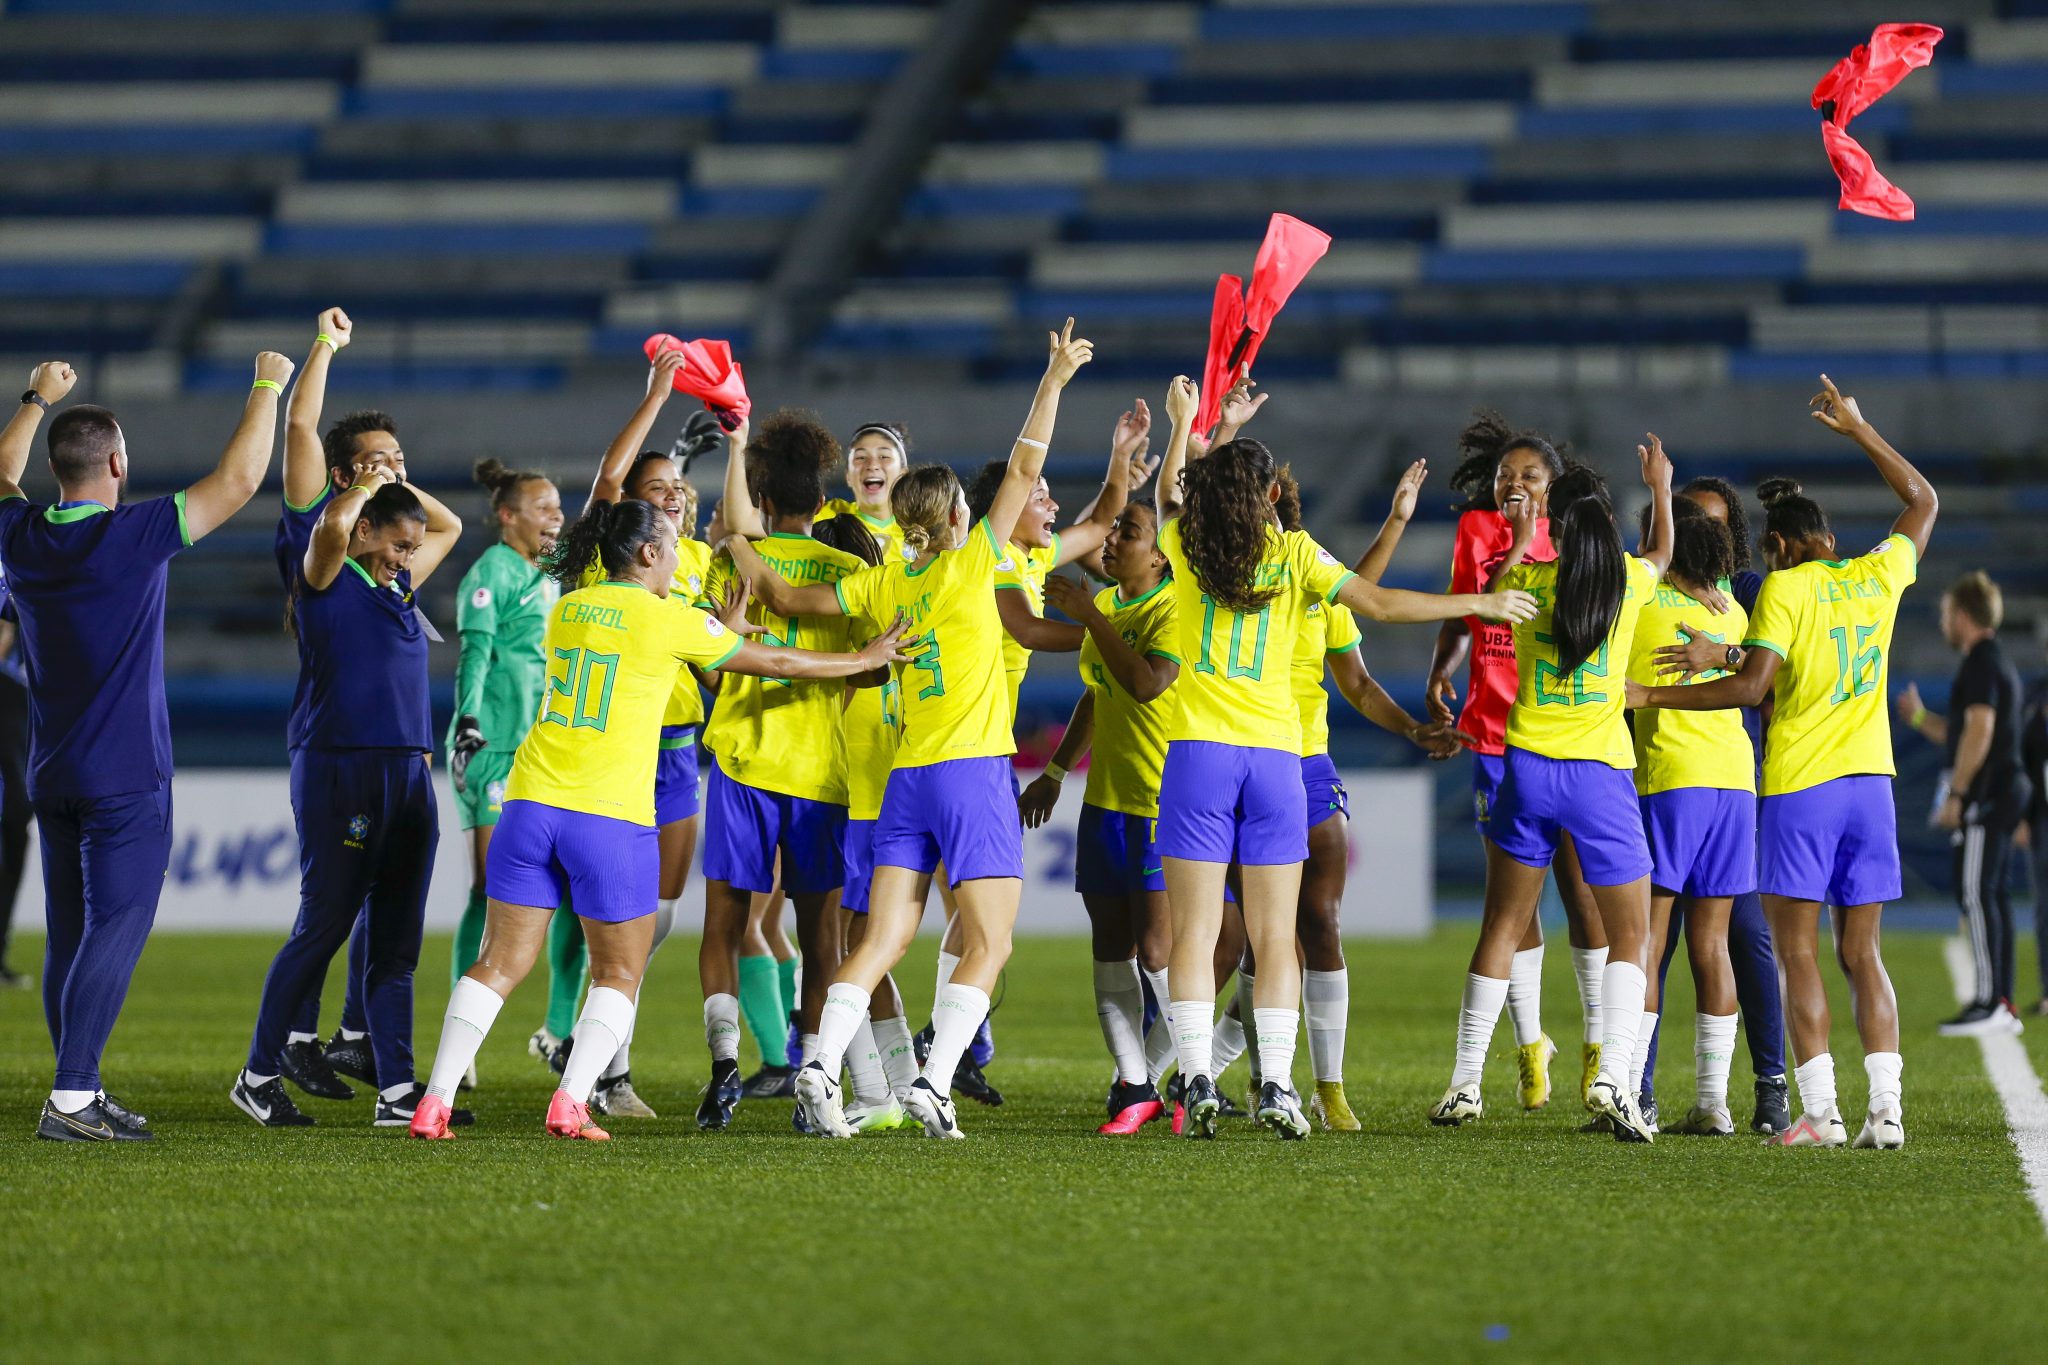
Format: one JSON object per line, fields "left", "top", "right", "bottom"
{"left": 1642, "top": 496, "right": 1736, "bottom": 595}
{"left": 744, "top": 410, "right": 840, "bottom": 520}
{"left": 1180, "top": 438, "right": 1282, "bottom": 614}
{"left": 1274, "top": 463, "right": 1304, "bottom": 534}
{"left": 1679, "top": 474, "right": 1752, "bottom": 571}
{"left": 1445, "top": 409, "right": 1566, "bottom": 512}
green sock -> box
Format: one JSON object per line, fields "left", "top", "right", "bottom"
{"left": 451, "top": 888, "right": 487, "bottom": 990}
{"left": 777, "top": 954, "right": 798, "bottom": 1027}
{"left": 545, "top": 908, "right": 589, "bottom": 1041}
{"left": 739, "top": 955, "right": 788, "bottom": 1067}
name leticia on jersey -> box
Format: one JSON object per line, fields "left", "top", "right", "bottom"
{"left": 561, "top": 601, "right": 628, "bottom": 629}
{"left": 1813, "top": 574, "right": 1892, "bottom": 604}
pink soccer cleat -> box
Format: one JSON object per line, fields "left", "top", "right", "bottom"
{"left": 1100, "top": 1098, "right": 1165, "bottom": 1136}
{"left": 545, "top": 1089, "right": 611, "bottom": 1141}
{"left": 408, "top": 1093, "right": 456, "bottom": 1140}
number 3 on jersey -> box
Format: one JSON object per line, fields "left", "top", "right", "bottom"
{"left": 542, "top": 646, "right": 618, "bottom": 730}
{"left": 909, "top": 632, "right": 944, "bottom": 699}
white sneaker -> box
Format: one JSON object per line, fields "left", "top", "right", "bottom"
{"left": 1585, "top": 1078, "right": 1655, "bottom": 1143}
{"left": 1427, "top": 1084, "right": 1482, "bottom": 1127}
{"left": 902, "top": 1077, "right": 964, "bottom": 1139}
{"left": 1852, "top": 1107, "right": 1906, "bottom": 1149}
{"left": 1669, "top": 1104, "right": 1735, "bottom": 1136}
{"left": 1997, "top": 1003, "right": 2025, "bottom": 1036}
{"left": 528, "top": 1029, "right": 563, "bottom": 1068}
{"left": 1777, "top": 1109, "right": 1849, "bottom": 1148}
{"left": 793, "top": 1062, "right": 855, "bottom": 1138}
{"left": 593, "top": 1075, "right": 656, "bottom": 1119}
{"left": 845, "top": 1097, "right": 910, "bottom": 1132}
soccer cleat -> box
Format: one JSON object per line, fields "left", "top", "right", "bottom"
{"left": 549, "top": 1035, "right": 573, "bottom": 1076}
{"left": 847, "top": 1097, "right": 917, "bottom": 1132}
{"left": 1578, "top": 1114, "right": 1614, "bottom": 1134}
{"left": 969, "top": 1014, "right": 996, "bottom": 1068}
{"left": 38, "top": 1097, "right": 153, "bottom": 1143}
{"left": 1852, "top": 1108, "right": 1906, "bottom": 1150}
{"left": 1580, "top": 1043, "right": 1601, "bottom": 1107}
{"left": 912, "top": 1022, "right": 933, "bottom": 1068}
{"left": 1640, "top": 1093, "right": 1661, "bottom": 1134}
{"left": 903, "top": 1076, "right": 964, "bottom": 1139}
{"left": 544, "top": 1089, "right": 610, "bottom": 1141}
{"left": 1668, "top": 1104, "right": 1735, "bottom": 1136}
{"left": 952, "top": 1055, "right": 1005, "bottom": 1107}
{"left": 1752, "top": 1074, "right": 1792, "bottom": 1135}
{"left": 1428, "top": 1084, "right": 1482, "bottom": 1127}
{"left": 1310, "top": 1080, "right": 1360, "bottom": 1132}
{"left": 1585, "top": 1078, "right": 1654, "bottom": 1144}
{"left": 695, "top": 1058, "right": 743, "bottom": 1131}
{"left": 376, "top": 1083, "right": 473, "bottom": 1129}
{"left": 323, "top": 1030, "right": 375, "bottom": 1085}
{"left": 793, "top": 1061, "right": 856, "bottom": 1139}
{"left": 408, "top": 1093, "right": 456, "bottom": 1140}
{"left": 528, "top": 1029, "right": 564, "bottom": 1074}
{"left": 741, "top": 1063, "right": 796, "bottom": 1100}
{"left": 1997, "top": 1001, "right": 2025, "bottom": 1036}
{"left": 232, "top": 1074, "right": 315, "bottom": 1128}
{"left": 97, "top": 1092, "right": 150, "bottom": 1137}
{"left": 592, "top": 1073, "right": 656, "bottom": 1119}
{"left": 791, "top": 1102, "right": 812, "bottom": 1136}
{"left": 1181, "top": 1074, "right": 1221, "bottom": 1140}
{"left": 1255, "top": 1081, "right": 1311, "bottom": 1140}
{"left": 1099, "top": 1080, "right": 1165, "bottom": 1135}
{"left": 1776, "top": 1110, "right": 1848, "bottom": 1148}
{"left": 1517, "top": 1034, "right": 1556, "bottom": 1111}
{"left": 280, "top": 1038, "right": 354, "bottom": 1101}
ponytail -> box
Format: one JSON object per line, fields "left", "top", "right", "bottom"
{"left": 1758, "top": 476, "right": 1829, "bottom": 545}
{"left": 1546, "top": 464, "right": 1624, "bottom": 677}
{"left": 473, "top": 457, "right": 551, "bottom": 520}
{"left": 546, "top": 498, "right": 667, "bottom": 590}
{"left": 891, "top": 465, "right": 963, "bottom": 556}
{"left": 1181, "top": 438, "right": 1281, "bottom": 614}
{"left": 812, "top": 511, "right": 884, "bottom": 567}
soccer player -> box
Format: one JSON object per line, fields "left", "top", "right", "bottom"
{"left": 1628, "top": 376, "right": 1936, "bottom": 1150}
{"left": 1424, "top": 415, "right": 1608, "bottom": 1111}
{"left": 5, "top": 354, "right": 287, "bottom": 1141}
{"left": 818, "top": 421, "right": 913, "bottom": 562}
{"left": 1431, "top": 439, "right": 1673, "bottom": 1143}
{"left": 411, "top": 498, "right": 909, "bottom": 1140}
{"left": 236, "top": 463, "right": 465, "bottom": 1128}
{"left": 739, "top": 319, "right": 1094, "bottom": 1139}
{"left": 445, "top": 458, "right": 564, "bottom": 1092}
{"left": 1151, "top": 375, "right": 1535, "bottom": 1141}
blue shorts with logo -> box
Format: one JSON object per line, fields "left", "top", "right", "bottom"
{"left": 871, "top": 756, "right": 1024, "bottom": 886}
{"left": 488, "top": 799, "right": 657, "bottom": 923}
{"left": 1075, "top": 803, "right": 1165, "bottom": 896}
{"left": 1302, "top": 752, "right": 1349, "bottom": 831}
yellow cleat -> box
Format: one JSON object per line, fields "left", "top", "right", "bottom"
{"left": 1517, "top": 1035, "right": 1556, "bottom": 1111}
{"left": 1581, "top": 1042, "right": 1602, "bottom": 1109}
{"left": 1310, "top": 1080, "right": 1361, "bottom": 1132}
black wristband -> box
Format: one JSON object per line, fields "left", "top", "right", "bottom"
{"left": 20, "top": 391, "right": 47, "bottom": 412}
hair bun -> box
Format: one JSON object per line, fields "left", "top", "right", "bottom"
{"left": 1756, "top": 476, "right": 1803, "bottom": 506}
{"left": 473, "top": 457, "right": 513, "bottom": 491}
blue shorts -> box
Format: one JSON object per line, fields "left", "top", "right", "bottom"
{"left": 872, "top": 756, "right": 1024, "bottom": 886}
{"left": 1489, "top": 746, "right": 1653, "bottom": 888}
{"left": 1472, "top": 751, "right": 1507, "bottom": 835}
{"left": 1640, "top": 787, "right": 1757, "bottom": 898}
{"left": 842, "top": 817, "right": 876, "bottom": 915}
{"left": 1156, "top": 740, "right": 1307, "bottom": 866}
{"left": 488, "top": 799, "right": 657, "bottom": 923}
{"left": 1075, "top": 804, "right": 1165, "bottom": 896}
{"left": 654, "top": 726, "right": 701, "bottom": 825}
{"left": 1302, "top": 753, "right": 1349, "bottom": 831}
{"left": 702, "top": 759, "right": 846, "bottom": 896}
{"left": 1759, "top": 774, "right": 1901, "bottom": 906}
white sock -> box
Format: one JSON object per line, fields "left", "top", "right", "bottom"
{"left": 800, "top": 1033, "right": 820, "bottom": 1067}
{"left": 1092, "top": 958, "right": 1148, "bottom": 1086}
{"left": 1169, "top": 999, "right": 1214, "bottom": 1080}
{"left": 935, "top": 949, "right": 960, "bottom": 1004}
{"left": 1236, "top": 971, "right": 1261, "bottom": 1083}
{"left": 1572, "top": 946, "right": 1607, "bottom": 1044}
{"left": 559, "top": 985, "right": 635, "bottom": 1104}
{"left": 1794, "top": 1053, "right": 1838, "bottom": 1116}
{"left": 379, "top": 1081, "right": 413, "bottom": 1103}
{"left": 426, "top": 977, "right": 505, "bottom": 1102}
{"left": 814, "top": 982, "right": 871, "bottom": 1077}
{"left": 601, "top": 1017, "right": 633, "bottom": 1082}
{"left": 1506, "top": 945, "right": 1544, "bottom": 1046}
{"left": 51, "top": 1088, "right": 96, "bottom": 1113}
{"left": 1210, "top": 1002, "right": 1248, "bottom": 1075}
{"left": 1142, "top": 963, "right": 1180, "bottom": 1083}
{"left": 1629, "top": 1011, "right": 1657, "bottom": 1099}
{"left": 338, "top": 1027, "right": 367, "bottom": 1042}
{"left": 874, "top": 1011, "right": 918, "bottom": 1099}
{"left": 704, "top": 992, "right": 740, "bottom": 1063}
{"left": 287, "top": 1030, "right": 317, "bottom": 1046}
{"left": 649, "top": 896, "right": 679, "bottom": 954}
{"left": 1452, "top": 973, "right": 1509, "bottom": 1087}
{"left": 1303, "top": 968, "right": 1348, "bottom": 1083}
{"left": 1253, "top": 1007, "right": 1299, "bottom": 1090}
{"left": 923, "top": 982, "right": 991, "bottom": 1086}
{"left": 239, "top": 1071, "right": 279, "bottom": 1089}
{"left": 1864, "top": 1050, "right": 1903, "bottom": 1115}
{"left": 1594, "top": 961, "right": 1646, "bottom": 1090}
{"left": 847, "top": 1016, "right": 890, "bottom": 1106}
{"left": 1695, "top": 1012, "right": 1737, "bottom": 1110}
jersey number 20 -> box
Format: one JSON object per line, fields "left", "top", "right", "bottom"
{"left": 542, "top": 646, "right": 619, "bottom": 731}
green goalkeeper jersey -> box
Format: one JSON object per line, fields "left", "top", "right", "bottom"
{"left": 449, "top": 542, "right": 559, "bottom": 754}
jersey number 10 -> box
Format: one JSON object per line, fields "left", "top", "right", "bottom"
{"left": 1193, "top": 596, "right": 1269, "bottom": 681}
{"left": 541, "top": 646, "right": 619, "bottom": 731}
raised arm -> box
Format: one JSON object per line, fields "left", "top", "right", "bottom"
{"left": 722, "top": 533, "right": 843, "bottom": 619}
{"left": 988, "top": 319, "right": 1093, "bottom": 549}
{"left": 718, "top": 613, "right": 910, "bottom": 680}
{"left": 283, "top": 307, "right": 350, "bottom": 510}
{"left": 1207, "top": 368, "right": 1265, "bottom": 449}
{"left": 1337, "top": 574, "right": 1536, "bottom": 627}
{"left": 1055, "top": 399, "right": 1148, "bottom": 568}
{"left": 720, "top": 415, "right": 764, "bottom": 540}
{"left": 1156, "top": 375, "right": 1198, "bottom": 521}
{"left": 1044, "top": 574, "right": 1178, "bottom": 703}
{"left": 1635, "top": 433, "right": 1674, "bottom": 578}
{"left": 0, "top": 362, "right": 77, "bottom": 496}
{"left": 303, "top": 462, "right": 392, "bottom": 591}
{"left": 1351, "top": 459, "right": 1427, "bottom": 585}
{"left": 1328, "top": 645, "right": 1468, "bottom": 758}
{"left": 1018, "top": 689, "right": 1095, "bottom": 829}
{"left": 588, "top": 349, "right": 685, "bottom": 511}
{"left": 400, "top": 480, "right": 464, "bottom": 587}
{"left": 184, "top": 353, "right": 295, "bottom": 543}
{"left": 1810, "top": 373, "right": 1937, "bottom": 559}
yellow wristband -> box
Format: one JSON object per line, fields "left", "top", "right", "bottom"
{"left": 252, "top": 379, "right": 282, "bottom": 393}
{"left": 314, "top": 333, "right": 337, "bottom": 352}
{"left": 1910, "top": 706, "right": 1928, "bottom": 729}
{"left": 348, "top": 483, "right": 378, "bottom": 497}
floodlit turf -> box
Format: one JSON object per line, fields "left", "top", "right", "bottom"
{"left": 3, "top": 927, "right": 2046, "bottom": 1363}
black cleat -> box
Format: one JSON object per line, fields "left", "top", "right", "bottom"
{"left": 1640, "top": 1093, "right": 1660, "bottom": 1134}
{"left": 38, "top": 1096, "right": 153, "bottom": 1143}
{"left": 696, "top": 1058, "right": 743, "bottom": 1130}
{"left": 548, "top": 1034, "right": 572, "bottom": 1077}
{"left": 951, "top": 1055, "right": 1004, "bottom": 1107}
{"left": 1217, "top": 1090, "right": 1246, "bottom": 1119}
{"left": 741, "top": 1062, "right": 796, "bottom": 1099}
{"left": 98, "top": 1092, "right": 150, "bottom": 1137}
{"left": 1752, "top": 1073, "right": 1792, "bottom": 1135}
{"left": 374, "top": 1083, "right": 472, "bottom": 1129}
{"left": 791, "top": 1101, "right": 812, "bottom": 1135}
{"left": 232, "top": 1074, "right": 315, "bottom": 1128}
{"left": 322, "top": 1030, "right": 375, "bottom": 1085}
{"left": 1182, "top": 1074, "right": 1221, "bottom": 1140}
{"left": 912, "top": 1022, "right": 933, "bottom": 1068}
{"left": 280, "top": 1038, "right": 355, "bottom": 1101}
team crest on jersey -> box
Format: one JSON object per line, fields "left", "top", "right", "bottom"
{"left": 344, "top": 813, "right": 369, "bottom": 849}
{"left": 688, "top": 573, "right": 702, "bottom": 594}
{"left": 996, "top": 556, "right": 1015, "bottom": 572}
{"left": 1316, "top": 548, "right": 1338, "bottom": 565}
{"left": 470, "top": 586, "right": 491, "bottom": 608}
{"left": 705, "top": 616, "right": 726, "bottom": 636}
{"left": 1870, "top": 540, "right": 1893, "bottom": 555}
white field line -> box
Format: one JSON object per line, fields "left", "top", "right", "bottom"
{"left": 1943, "top": 936, "right": 2048, "bottom": 1234}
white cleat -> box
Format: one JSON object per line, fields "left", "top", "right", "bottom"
{"left": 902, "top": 1077, "right": 965, "bottom": 1139}
{"left": 1586, "top": 1079, "right": 1655, "bottom": 1144}
{"left": 1428, "top": 1084, "right": 1483, "bottom": 1127}
{"left": 1254, "top": 1081, "right": 1310, "bottom": 1141}
{"left": 793, "top": 1062, "right": 856, "bottom": 1138}
{"left": 592, "top": 1075, "right": 657, "bottom": 1119}
{"left": 1668, "top": 1104, "right": 1735, "bottom": 1136}
{"left": 1777, "top": 1109, "right": 1849, "bottom": 1148}
{"left": 1852, "top": 1108, "right": 1906, "bottom": 1149}
{"left": 846, "top": 1097, "right": 911, "bottom": 1132}
{"left": 528, "top": 1030, "right": 563, "bottom": 1069}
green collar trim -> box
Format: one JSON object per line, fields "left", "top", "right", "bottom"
{"left": 1113, "top": 578, "right": 1169, "bottom": 610}
{"left": 342, "top": 556, "right": 386, "bottom": 590}
{"left": 44, "top": 502, "right": 109, "bottom": 524}
{"left": 765, "top": 531, "right": 811, "bottom": 541}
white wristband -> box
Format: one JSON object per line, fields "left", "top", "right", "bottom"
{"left": 1014, "top": 436, "right": 1048, "bottom": 450}
{"left": 1043, "top": 762, "right": 1068, "bottom": 784}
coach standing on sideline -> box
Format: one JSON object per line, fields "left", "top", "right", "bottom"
{"left": 0, "top": 354, "right": 291, "bottom": 1142}
{"left": 1898, "top": 571, "right": 2031, "bottom": 1037}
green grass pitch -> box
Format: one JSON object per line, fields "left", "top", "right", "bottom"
{"left": 4, "top": 927, "right": 2046, "bottom": 1363}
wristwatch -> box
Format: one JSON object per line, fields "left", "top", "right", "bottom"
{"left": 20, "top": 391, "right": 47, "bottom": 411}
{"left": 1723, "top": 644, "right": 1742, "bottom": 670}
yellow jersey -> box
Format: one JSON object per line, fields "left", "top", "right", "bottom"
{"left": 1292, "top": 596, "right": 1363, "bottom": 759}
{"left": 1744, "top": 532, "right": 1917, "bottom": 796}
{"left": 1157, "top": 518, "right": 1355, "bottom": 753}
{"left": 995, "top": 535, "right": 1061, "bottom": 718}
{"left": 1626, "top": 579, "right": 1754, "bottom": 795}
{"left": 818, "top": 498, "right": 913, "bottom": 564}
{"left": 1078, "top": 580, "right": 1181, "bottom": 817}
{"left": 505, "top": 581, "right": 741, "bottom": 825}
{"left": 579, "top": 534, "right": 714, "bottom": 728}
{"left": 1503, "top": 554, "right": 1660, "bottom": 769}
{"left": 834, "top": 517, "right": 1014, "bottom": 769}
{"left": 843, "top": 678, "right": 901, "bottom": 821}
{"left": 702, "top": 533, "right": 865, "bottom": 804}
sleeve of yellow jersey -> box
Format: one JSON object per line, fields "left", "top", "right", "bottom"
{"left": 700, "top": 552, "right": 733, "bottom": 612}
{"left": 965, "top": 517, "right": 1003, "bottom": 579}
{"left": 669, "top": 600, "right": 745, "bottom": 671}
{"left": 1864, "top": 531, "right": 1919, "bottom": 593}
{"left": 1141, "top": 591, "right": 1183, "bottom": 663}
{"left": 1294, "top": 532, "right": 1357, "bottom": 604}
{"left": 1629, "top": 553, "right": 1661, "bottom": 598}
{"left": 1324, "top": 595, "right": 1362, "bottom": 653}
{"left": 832, "top": 559, "right": 883, "bottom": 627}
{"left": 1743, "top": 571, "right": 1800, "bottom": 660}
